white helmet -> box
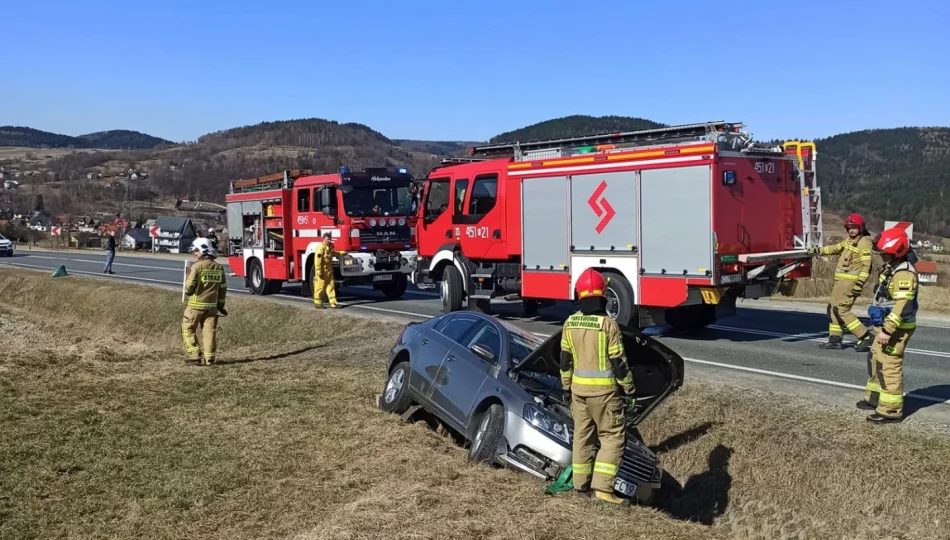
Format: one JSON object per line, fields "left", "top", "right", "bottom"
{"left": 191, "top": 237, "right": 217, "bottom": 257}
{"left": 208, "top": 228, "right": 215, "bottom": 233}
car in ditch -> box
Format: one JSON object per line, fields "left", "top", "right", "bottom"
{"left": 378, "top": 311, "right": 684, "bottom": 503}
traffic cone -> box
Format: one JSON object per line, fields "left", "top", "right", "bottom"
{"left": 51, "top": 265, "right": 68, "bottom": 278}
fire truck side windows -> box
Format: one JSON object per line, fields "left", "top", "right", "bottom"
{"left": 424, "top": 178, "right": 450, "bottom": 221}
{"left": 454, "top": 179, "right": 469, "bottom": 216}
{"left": 297, "top": 189, "right": 311, "bottom": 214}
{"left": 467, "top": 174, "right": 498, "bottom": 216}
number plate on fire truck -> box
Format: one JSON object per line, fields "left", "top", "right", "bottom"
{"left": 373, "top": 274, "right": 394, "bottom": 282}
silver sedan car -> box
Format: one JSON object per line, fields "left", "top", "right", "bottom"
{"left": 378, "top": 311, "right": 684, "bottom": 503}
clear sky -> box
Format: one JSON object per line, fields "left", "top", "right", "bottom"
{"left": 2, "top": 0, "right": 948, "bottom": 143}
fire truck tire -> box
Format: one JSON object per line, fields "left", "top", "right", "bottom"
{"left": 381, "top": 274, "right": 408, "bottom": 299}
{"left": 248, "top": 259, "right": 267, "bottom": 295}
{"left": 441, "top": 265, "right": 464, "bottom": 314}
{"left": 665, "top": 305, "right": 716, "bottom": 332}
{"left": 523, "top": 299, "right": 539, "bottom": 316}
{"left": 601, "top": 271, "right": 636, "bottom": 328}
{"left": 301, "top": 259, "right": 314, "bottom": 297}
{"left": 265, "top": 280, "right": 283, "bottom": 295}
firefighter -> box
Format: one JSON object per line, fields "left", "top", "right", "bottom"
{"left": 313, "top": 232, "right": 339, "bottom": 309}
{"left": 809, "top": 213, "right": 874, "bottom": 351}
{"left": 560, "top": 268, "right": 636, "bottom": 505}
{"left": 182, "top": 237, "right": 227, "bottom": 366}
{"left": 207, "top": 228, "right": 220, "bottom": 252}
{"left": 857, "top": 227, "right": 918, "bottom": 423}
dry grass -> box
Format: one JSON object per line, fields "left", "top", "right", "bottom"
{"left": 2, "top": 269, "right": 950, "bottom": 540}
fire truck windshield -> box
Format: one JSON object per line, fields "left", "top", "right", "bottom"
{"left": 342, "top": 185, "right": 414, "bottom": 217}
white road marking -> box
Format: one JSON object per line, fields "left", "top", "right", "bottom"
{"left": 21, "top": 254, "right": 180, "bottom": 272}
{"left": 710, "top": 324, "right": 950, "bottom": 359}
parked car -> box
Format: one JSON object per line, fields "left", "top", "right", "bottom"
{"left": 379, "top": 311, "right": 685, "bottom": 504}
{"left": 0, "top": 234, "right": 15, "bottom": 256}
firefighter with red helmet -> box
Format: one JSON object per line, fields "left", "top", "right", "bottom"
{"left": 857, "top": 227, "right": 918, "bottom": 423}
{"left": 809, "top": 213, "right": 874, "bottom": 351}
{"left": 559, "top": 268, "right": 635, "bottom": 505}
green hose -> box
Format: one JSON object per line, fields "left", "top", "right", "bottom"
{"left": 543, "top": 465, "right": 573, "bottom": 495}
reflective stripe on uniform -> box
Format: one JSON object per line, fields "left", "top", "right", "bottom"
{"left": 878, "top": 392, "right": 903, "bottom": 405}
{"left": 572, "top": 375, "right": 617, "bottom": 386}
{"left": 846, "top": 319, "right": 863, "bottom": 331}
{"left": 866, "top": 381, "right": 882, "bottom": 393}
{"left": 572, "top": 463, "right": 593, "bottom": 475}
{"left": 593, "top": 462, "right": 618, "bottom": 476}
{"left": 835, "top": 272, "right": 860, "bottom": 281}
{"left": 829, "top": 323, "right": 843, "bottom": 332}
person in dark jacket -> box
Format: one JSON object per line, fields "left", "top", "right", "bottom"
{"left": 103, "top": 230, "right": 116, "bottom": 274}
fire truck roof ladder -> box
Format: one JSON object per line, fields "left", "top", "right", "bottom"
{"left": 229, "top": 169, "right": 312, "bottom": 194}
{"left": 782, "top": 140, "right": 822, "bottom": 250}
{"left": 469, "top": 121, "right": 743, "bottom": 160}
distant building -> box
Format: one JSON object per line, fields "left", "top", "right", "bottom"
{"left": 916, "top": 260, "right": 939, "bottom": 285}
{"left": 153, "top": 216, "right": 197, "bottom": 254}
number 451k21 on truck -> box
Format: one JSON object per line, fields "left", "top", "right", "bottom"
{"left": 225, "top": 166, "right": 419, "bottom": 299}
{"left": 409, "top": 121, "right": 823, "bottom": 331}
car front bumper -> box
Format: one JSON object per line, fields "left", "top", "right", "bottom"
{"left": 501, "top": 411, "right": 661, "bottom": 501}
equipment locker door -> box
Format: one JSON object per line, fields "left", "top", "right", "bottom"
{"left": 640, "top": 165, "right": 714, "bottom": 277}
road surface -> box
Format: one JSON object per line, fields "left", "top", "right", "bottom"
{"left": 5, "top": 248, "right": 950, "bottom": 427}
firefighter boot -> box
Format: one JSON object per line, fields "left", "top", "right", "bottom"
{"left": 853, "top": 331, "right": 874, "bottom": 353}
{"left": 867, "top": 413, "right": 903, "bottom": 424}
{"left": 819, "top": 336, "right": 843, "bottom": 350}
{"left": 594, "top": 490, "right": 630, "bottom": 506}
{"left": 855, "top": 400, "right": 876, "bottom": 411}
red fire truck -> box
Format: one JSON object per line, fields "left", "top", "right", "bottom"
{"left": 409, "top": 121, "right": 822, "bottom": 330}
{"left": 225, "top": 166, "right": 418, "bottom": 299}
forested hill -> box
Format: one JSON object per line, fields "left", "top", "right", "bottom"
{"left": 816, "top": 127, "right": 950, "bottom": 236}
{"left": 0, "top": 126, "right": 173, "bottom": 149}
{"left": 197, "top": 119, "right": 393, "bottom": 150}
{"left": 489, "top": 115, "right": 666, "bottom": 144}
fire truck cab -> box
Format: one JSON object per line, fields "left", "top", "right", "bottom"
{"left": 226, "top": 166, "right": 418, "bottom": 299}
{"left": 410, "top": 121, "right": 822, "bottom": 331}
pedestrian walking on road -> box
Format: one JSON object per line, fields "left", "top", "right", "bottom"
{"left": 858, "top": 227, "right": 919, "bottom": 424}
{"left": 560, "top": 268, "right": 636, "bottom": 505}
{"left": 809, "top": 213, "right": 874, "bottom": 351}
{"left": 313, "top": 232, "right": 340, "bottom": 309}
{"left": 103, "top": 230, "right": 116, "bottom": 274}
{"left": 182, "top": 238, "right": 227, "bottom": 366}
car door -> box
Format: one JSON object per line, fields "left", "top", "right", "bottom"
{"left": 420, "top": 313, "right": 482, "bottom": 412}
{"left": 434, "top": 319, "right": 504, "bottom": 432}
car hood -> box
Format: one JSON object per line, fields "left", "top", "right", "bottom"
{"left": 511, "top": 326, "right": 684, "bottom": 426}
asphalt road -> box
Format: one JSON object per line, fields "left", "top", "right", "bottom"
{"left": 6, "top": 248, "right": 950, "bottom": 427}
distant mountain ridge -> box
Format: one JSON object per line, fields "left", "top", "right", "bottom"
{"left": 3, "top": 115, "right": 948, "bottom": 236}
{"left": 0, "top": 126, "right": 173, "bottom": 149}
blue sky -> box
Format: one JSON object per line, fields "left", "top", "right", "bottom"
{"left": 2, "top": 0, "right": 948, "bottom": 143}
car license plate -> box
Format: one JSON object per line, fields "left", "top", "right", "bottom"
{"left": 614, "top": 477, "right": 637, "bottom": 497}
{"left": 373, "top": 274, "right": 394, "bottom": 282}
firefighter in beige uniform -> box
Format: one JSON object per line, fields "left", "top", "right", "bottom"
{"left": 560, "top": 268, "right": 635, "bottom": 505}
{"left": 810, "top": 213, "right": 874, "bottom": 351}
{"left": 182, "top": 238, "right": 227, "bottom": 365}
{"left": 313, "top": 233, "right": 340, "bottom": 308}
{"left": 858, "top": 227, "right": 918, "bottom": 423}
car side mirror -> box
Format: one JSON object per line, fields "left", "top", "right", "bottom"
{"left": 471, "top": 343, "right": 496, "bottom": 363}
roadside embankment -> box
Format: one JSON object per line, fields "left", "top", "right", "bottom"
{"left": 1, "top": 269, "right": 949, "bottom": 540}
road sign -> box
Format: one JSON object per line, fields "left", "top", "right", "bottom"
{"left": 885, "top": 221, "right": 913, "bottom": 240}
{"left": 50, "top": 226, "right": 61, "bottom": 236}
{"left": 149, "top": 226, "right": 160, "bottom": 238}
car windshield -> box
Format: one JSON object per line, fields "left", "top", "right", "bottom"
{"left": 343, "top": 186, "right": 413, "bottom": 217}
{"left": 502, "top": 322, "right": 545, "bottom": 365}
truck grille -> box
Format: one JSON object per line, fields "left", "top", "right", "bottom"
{"left": 360, "top": 226, "right": 411, "bottom": 245}
{"left": 617, "top": 438, "right": 660, "bottom": 486}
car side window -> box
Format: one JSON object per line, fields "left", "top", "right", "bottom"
{"left": 466, "top": 323, "right": 502, "bottom": 362}
{"left": 434, "top": 315, "right": 479, "bottom": 344}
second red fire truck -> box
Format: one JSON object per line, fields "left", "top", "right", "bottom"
{"left": 409, "top": 121, "right": 822, "bottom": 330}
{"left": 225, "top": 166, "right": 418, "bottom": 299}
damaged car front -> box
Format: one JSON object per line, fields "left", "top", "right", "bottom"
{"left": 500, "top": 324, "right": 685, "bottom": 503}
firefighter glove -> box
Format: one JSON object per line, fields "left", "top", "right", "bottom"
{"left": 807, "top": 247, "right": 819, "bottom": 256}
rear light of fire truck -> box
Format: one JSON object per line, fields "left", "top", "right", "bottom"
{"left": 717, "top": 256, "right": 743, "bottom": 285}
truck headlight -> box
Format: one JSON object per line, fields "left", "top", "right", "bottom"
{"left": 341, "top": 255, "right": 358, "bottom": 268}
{"left": 523, "top": 403, "right": 570, "bottom": 444}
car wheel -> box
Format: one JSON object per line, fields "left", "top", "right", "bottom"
{"left": 380, "top": 361, "right": 412, "bottom": 414}
{"left": 441, "top": 265, "right": 464, "bottom": 313}
{"left": 468, "top": 403, "right": 505, "bottom": 464}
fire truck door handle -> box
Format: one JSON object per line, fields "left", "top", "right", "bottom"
{"left": 445, "top": 229, "right": 452, "bottom": 239}
{"left": 493, "top": 229, "right": 501, "bottom": 239}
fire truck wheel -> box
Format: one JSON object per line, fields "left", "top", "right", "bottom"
{"left": 601, "top": 271, "right": 636, "bottom": 328}
{"left": 248, "top": 259, "right": 266, "bottom": 295}
{"left": 301, "top": 259, "right": 314, "bottom": 297}
{"left": 522, "top": 299, "right": 539, "bottom": 316}
{"left": 441, "top": 265, "right": 464, "bottom": 313}
{"left": 381, "top": 274, "right": 408, "bottom": 299}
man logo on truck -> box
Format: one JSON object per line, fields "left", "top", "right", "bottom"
{"left": 588, "top": 180, "right": 616, "bottom": 234}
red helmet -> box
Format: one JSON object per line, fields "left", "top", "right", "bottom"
{"left": 575, "top": 268, "right": 608, "bottom": 299}
{"left": 874, "top": 227, "right": 911, "bottom": 258}
{"left": 844, "top": 213, "right": 865, "bottom": 230}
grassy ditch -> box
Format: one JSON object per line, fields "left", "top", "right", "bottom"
{"left": 1, "top": 269, "right": 950, "bottom": 540}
